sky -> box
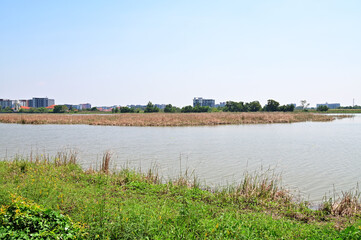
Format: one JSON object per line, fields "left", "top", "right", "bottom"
{"left": 1, "top": 0, "right": 360, "bottom": 107}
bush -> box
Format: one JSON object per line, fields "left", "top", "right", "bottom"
{"left": 0, "top": 194, "right": 84, "bottom": 239}
{"left": 317, "top": 105, "right": 329, "bottom": 112}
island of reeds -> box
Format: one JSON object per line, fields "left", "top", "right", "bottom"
{"left": 0, "top": 112, "right": 350, "bottom": 127}
{"left": 1, "top": 153, "right": 360, "bottom": 239}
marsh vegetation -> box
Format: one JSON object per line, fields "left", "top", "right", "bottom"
{"left": 1, "top": 153, "right": 361, "bottom": 239}
{"left": 0, "top": 112, "right": 348, "bottom": 126}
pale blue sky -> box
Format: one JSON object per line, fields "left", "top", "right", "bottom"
{"left": 1, "top": 1, "right": 360, "bottom": 107}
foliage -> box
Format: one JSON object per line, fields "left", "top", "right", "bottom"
{"left": 317, "top": 105, "right": 329, "bottom": 112}
{"left": 181, "top": 105, "right": 209, "bottom": 113}
{"left": 0, "top": 107, "right": 14, "bottom": 113}
{"left": 223, "top": 101, "right": 247, "bottom": 112}
{"left": 19, "top": 107, "right": 50, "bottom": 113}
{"left": 144, "top": 102, "right": 160, "bottom": 113}
{"left": 90, "top": 107, "right": 99, "bottom": 112}
{"left": 223, "top": 101, "right": 266, "bottom": 112}
{"left": 0, "top": 194, "right": 83, "bottom": 239}
{"left": 53, "top": 105, "right": 69, "bottom": 113}
{"left": 246, "top": 101, "right": 262, "bottom": 112}
{"left": 263, "top": 99, "right": 280, "bottom": 112}
{"left": 279, "top": 104, "right": 295, "bottom": 112}
{"left": 120, "top": 107, "right": 135, "bottom": 113}
{"left": 164, "top": 104, "right": 179, "bottom": 113}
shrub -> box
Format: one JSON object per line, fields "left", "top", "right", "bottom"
{"left": 317, "top": 105, "right": 329, "bottom": 112}
{"left": 0, "top": 194, "right": 84, "bottom": 239}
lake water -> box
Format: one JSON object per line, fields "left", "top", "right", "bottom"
{"left": 1, "top": 114, "right": 361, "bottom": 202}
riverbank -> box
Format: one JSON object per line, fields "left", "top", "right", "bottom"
{"left": 1, "top": 154, "right": 360, "bottom": 239}
{"left": 0, "top": 112, "right": 349, "bottom": 126}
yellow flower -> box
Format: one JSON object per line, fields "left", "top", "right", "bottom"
{"left": 216, "top": 223, "right": 219, "bottom": 229}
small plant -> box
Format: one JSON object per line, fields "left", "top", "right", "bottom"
{"left": 0, "top": 194, "right": 85, "bottom": 239}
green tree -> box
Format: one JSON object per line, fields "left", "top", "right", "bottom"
{"left": 144, "top": 102, "right": 159, "bottom": 113}
{"left": 164, "top": 104, "right": 176, "bottom": 113}
{"left": 224, "top": 101, "right": 247, "bottom": 112}
{"left": 53, "top": 105, "right": 68, "bottom": 113}
{"left": 181, "top": 105, "right": 193, "bottom": 113}
{"left": 246, "top": 101, "right": 262, "bottom": 112}
{"left": 300, "top": 100, "right": 310, "bottom": 111}
{"left": 37, "top": 107, "right": 48, "bottom": 113}
{"left": 317, "top": 105, "right": 329, "bottom": 112}
{"left": 120, "top": 107, "right": 135, "bottom": 113}
{"left": 279, "top": 104, "right": 295, "bottom": 112}
{"left": 263, "top": 99, "right": 280, "bottom": 112}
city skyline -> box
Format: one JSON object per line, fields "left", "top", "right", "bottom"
{"left": 1, "top": 1, "right": 360, "bottom": 107}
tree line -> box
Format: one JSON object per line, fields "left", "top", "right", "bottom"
{"left": 1, "top": 99, "right": 339, "bottom": 114}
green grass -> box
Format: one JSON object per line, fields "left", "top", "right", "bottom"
{"left": 1, "top": 157, "right": 361, "bottom": 239}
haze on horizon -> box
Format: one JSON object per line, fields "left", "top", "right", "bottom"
{"left": 0, "top": 1, "right": 360, "bottom": 107}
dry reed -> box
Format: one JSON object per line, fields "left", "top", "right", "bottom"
{"left": 322, "top": 190, "right": 361, "bottom": 217}
{"left": 101, "top": 151, "right": 112, "bottom": 173}
{"left": 0, "top": 112, "right": 348, "bottom": 127}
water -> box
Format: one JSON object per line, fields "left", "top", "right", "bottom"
{"left": 1, "top": 114, "right": 361, "bottom": 202}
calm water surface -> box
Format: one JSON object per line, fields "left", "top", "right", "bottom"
{"left": 1, "top": 114, "right": 361, "bottom": 202}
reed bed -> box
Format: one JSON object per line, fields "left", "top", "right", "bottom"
{"left": 0, "top": 112, "right": 348, "bottom": 126}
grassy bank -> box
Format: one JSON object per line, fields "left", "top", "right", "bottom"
{"left": 1, "top": 154, "right": 361, "bottom": 239}
{"left": 0, "top": 112, "right": 350, "bottom": 126}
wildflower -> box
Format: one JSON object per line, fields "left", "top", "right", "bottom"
{"left": 216, "top": 223, "right": 219, "bottom": 229}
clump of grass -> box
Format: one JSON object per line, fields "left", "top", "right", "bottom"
{"left": 235, "top": 170, "right": 289, "bottom": 203}
{"left": 101, "top": 151, "right": 112, "bottom": 173}
{"left": 54, "top": 151, "right": 78, "bottom": 166}
{"left": 321, "top": 189, "right": 361, "bottom": 217}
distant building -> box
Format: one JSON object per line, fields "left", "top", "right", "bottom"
{"left": 80, "top": 103, "right": 91, "bottom": 110}
{"left": 127, "top": 105, "right": 146, "bottom": 109}
{"left": 155, "top": 104, "right": 166, "bottom": 110}
{"left": 29, "top": 97, "right": 55, "bottom": 108}
{"left": 19, "top": 99, "right": 29, "bottom": 107}
{"left": 216, "top": 102, "right": 226, "bottom": 108}
{"left": 96, "top": 106, "right": 113, "bottom": 112}
{"left": 316, "top": 103, "right": 340, "bottom": 109}
{"left": 193, "top": 97, "right": 215, "bottom": 108}
{"left": 0, "top": 99, "right": 13, "bottom": 109}
{"left": 64, "top": 104, "right": 81, "bottom": 110}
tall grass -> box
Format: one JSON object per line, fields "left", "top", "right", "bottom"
{"left": 1, "top": 152, "right": 361, "bottom": 239}
{"left": 322, "top": 187, "right": 361, "bottom": 217}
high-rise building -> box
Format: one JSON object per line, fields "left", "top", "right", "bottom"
{"left": 316, "top": 103, "right": 340, "bottom": 109}
{"left": 30, "top": 97, "right": 55, "bottom": 108}
{"left": 80, "top": 103, "right": 91, "bottom": 110}
{"left": 0, "top": 99, "right": 13, "bottom": 109}
{"left": 193, "top": 97, "right": 215, "bottom": 108}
